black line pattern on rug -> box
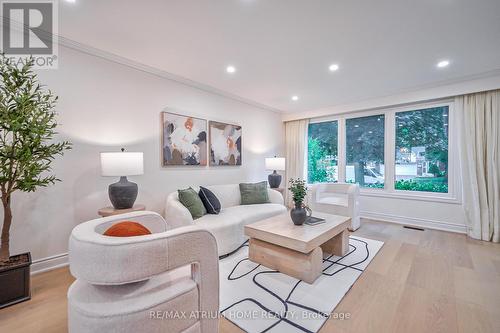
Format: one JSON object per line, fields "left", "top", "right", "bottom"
{"left": 220, "top": 237, "right": 371, "bottom": 333}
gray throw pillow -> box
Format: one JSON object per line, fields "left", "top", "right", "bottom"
{"left": 239, "top": 181, "right": 270, "bottom": 205}
{"left": 178, "top": 187, "right": 206, "bottom": 219}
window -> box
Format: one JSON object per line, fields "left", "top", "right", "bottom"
{"left": 304, "top": 101, "right": 455, "bottom": 201}
{"left": 346, "top": 115, "right": 385, "bottom": 188}
{"left": 395, "top": 106, "right": 449, "bottom": 193}
{"left": 308, "top": 121, "right": 338, "bottom": 183}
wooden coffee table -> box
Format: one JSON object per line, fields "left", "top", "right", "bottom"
{"left": 244, "top": 212, "right": 351, "bottom": 284}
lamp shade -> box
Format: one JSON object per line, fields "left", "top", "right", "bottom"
{"left": 101, "top": 152, "right": 144, "bottom": 177}
{"left": 265, "top": 157, "right": 286, "bottom": 171}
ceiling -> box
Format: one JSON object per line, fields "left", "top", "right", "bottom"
{"left": 58, "top": 0, "right": 500, "bottom": 113}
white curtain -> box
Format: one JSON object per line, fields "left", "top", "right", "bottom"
{"left": 284, "top": 119, "right": 309, "bottom": 206}
{"left": 456, "top": 89, "right": 500, "bottom": 242}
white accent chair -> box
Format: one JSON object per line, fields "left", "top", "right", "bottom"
{"left": 165, "top": 184, "right": 286, "bottom": 256}
{"left": 67, "top": 211, "right": 219, "bottom": 333}
{"left": 310, "top": 183, "right": 361, "bottom": 231}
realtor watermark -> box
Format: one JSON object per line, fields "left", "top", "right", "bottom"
{"left": 1, "top": 0, "right": 58, "bottom": 68}
{"left": 149, "top": 310, "right": 351, "bottom": 321}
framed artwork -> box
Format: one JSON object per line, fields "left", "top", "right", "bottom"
{"left": 162, "top": 112, "right": 207, "bottom": 166}
{"left": 209, "top": 121, "right": 242, "bottom": 166}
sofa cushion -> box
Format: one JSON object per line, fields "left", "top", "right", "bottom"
{"left": 195, "top": 208, "right": 245, "bottom": 255}
{"left": 198, "top": 186, "right": 221, "bottom": 214}
{"left": 204, "top": 184, "right": 242, "bottom": 208}
{"left": 194, "top": 204, "right": 287, "bottom": 255}
{"left": 68, "top": 267, "right": 193, "bottom": 317}
{"left": 228, "top": 204, "right": 287, "bottom": 224}
{"left": 178, "top": 187, "right": 206, "bottom": 219}
{"left": 239, "top": 181, "right": 270, "bottom": 205}
{"left": 317, "top": 195, "right": 348, "bottom": 207}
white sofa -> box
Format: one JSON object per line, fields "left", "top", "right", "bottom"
{"left": 68, "top": 211, "right": 219, "bottom": 333}
{"left": 165, "top": 184, "right": 286, "bottom": 256}
{"left": 309, "top": 183, "right": 361, "bottom": 231}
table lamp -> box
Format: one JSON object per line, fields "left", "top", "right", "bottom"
{"left": 265, "top": 157, "right": 286, "bottom": 188}
{"left": 100, "top": 148, "right": 144, "bottom": 209}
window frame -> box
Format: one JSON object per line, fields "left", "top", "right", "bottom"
{"left": 344, "top": 112, "right": 386, "bottom": 190}
{"left": 308, "top": 117, "right": 341, "bottom": 184}
{"left": 306, "top": 100, "right": 460, "bottom": 204}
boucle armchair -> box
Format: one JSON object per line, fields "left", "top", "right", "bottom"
{"left": 67, "top": 211, "right": 219, "bottom": 333}
{"left": 310, "top": 183, "right": 361, "bottom": 231}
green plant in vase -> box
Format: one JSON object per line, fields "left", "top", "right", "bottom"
{"left": 288, "top": 178, "right": 310, "bottom": 225}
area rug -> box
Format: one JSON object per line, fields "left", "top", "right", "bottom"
{"left": 219, "top": 236, "right": 384, "bottom": 333}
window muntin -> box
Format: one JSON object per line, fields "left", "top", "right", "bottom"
{"left": 346, "top": 114, "right": 385, "bottom": 188}
{"left": 395, "top": 106, "right": 449, "bottom": 193}
{"left": 307, "top": 121, "right": 338, "bottom": 183}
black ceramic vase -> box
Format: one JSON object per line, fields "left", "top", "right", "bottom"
{"left": 290, "top": 202, "right": 307, "bottom": 225}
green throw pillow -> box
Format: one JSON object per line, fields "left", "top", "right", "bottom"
{"left": 178, "top": 187, "right": 206, "bottom": 220}
{"left": 239, "top": 181, "right": 270, "bottom": 205}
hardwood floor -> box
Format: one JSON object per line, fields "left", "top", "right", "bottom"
{"left": 1, "top": 220, "right": 499, "bottom": 332}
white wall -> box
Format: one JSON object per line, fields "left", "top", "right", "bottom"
{"left": 359, "top": 195, "right": 466, "bottom": 233}
{"left": 2, "top": 45, "right": 284, "bottom": 272}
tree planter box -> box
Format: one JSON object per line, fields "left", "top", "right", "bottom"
{"left": 0, "top": 252, "right": 31, "bottom": 309}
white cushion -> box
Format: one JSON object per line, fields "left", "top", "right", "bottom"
{"left": 228, "top": 204, "right": 287, "bottom": 224}
{"left": 317, "top": 196, "right": 348, "bottom": 207}
{"left": 68, "top": 267, "right": 193, "bottom": 317}
{"left": 195, "top": 208, "right": 243, "bottom": 255}
{"left": 68, "top": 267, "right": 200, "bottom": 333}
{"left": 204, "top": 184, "right": 242, "bottom": 208}
{"left": 194, "top": 204, "right": 286, "bottom": 255}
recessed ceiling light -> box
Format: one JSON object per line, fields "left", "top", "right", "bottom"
{"left": 437, "top": 60, "right": 450, "bottom": 68}
{"left": 291, "top": 95, "right": 299, "bottom": 101}
{"left": 64, "top": 0, "right": 76, "bottom": 3}
{"left": 226, "top": 65, "right": 236, "bottom": 73}
{"left": 328, "top": 64, "right": 339, "bottom": 72}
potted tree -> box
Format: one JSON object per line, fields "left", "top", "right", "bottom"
{"left": 0, "top": 56, "right": 71, "bottom": 308}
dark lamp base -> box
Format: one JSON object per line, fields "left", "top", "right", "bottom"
{"left": 268, "top": 171, "right": 282, "bottom": 189}
{"left": 108, "top": 176, "right": 138, "bottom": 209}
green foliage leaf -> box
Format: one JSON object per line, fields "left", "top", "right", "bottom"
{"left": 0, "top": 56, "right": 72, "bottom": 197}
{"left": 394, "top": 179, "right": 448, "bottom": 193}
{"left": 288, "top": 178, "right": 307, "bottom": 204}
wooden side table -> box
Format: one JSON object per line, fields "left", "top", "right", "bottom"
{"left": 98, "top": 204, "right": 146, "bottom": 217}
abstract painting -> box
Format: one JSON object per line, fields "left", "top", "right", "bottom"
{"left": 209, "top": 121, "right": 242, "bottom": 166}
{"left": 162, "top": 112, "right": 207, "bottom": 166}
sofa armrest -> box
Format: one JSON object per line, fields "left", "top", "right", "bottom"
{"left": 164, "top": 193, "right": 194, "bottom": 229}
{"left": 268, "top": 188, "right": 284, "bottom": 205}
{"left": 346, "top": 184, "right": 360, "bottom": 214}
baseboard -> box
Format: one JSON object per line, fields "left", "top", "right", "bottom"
{"left": 31, "top": 253, "right": 69, "bottom": 275}
{"left": 360, "top": 211, "right": 467, "bottom": 234}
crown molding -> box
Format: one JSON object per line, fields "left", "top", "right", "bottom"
{"left": 56, "top": 36, "right": 283, "bottom": 114}
{"left": 283, "top": 69, "right": 500, "bottom": 121}
{"left": 0, "top": 16, "right": 282, "bottom": 113}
